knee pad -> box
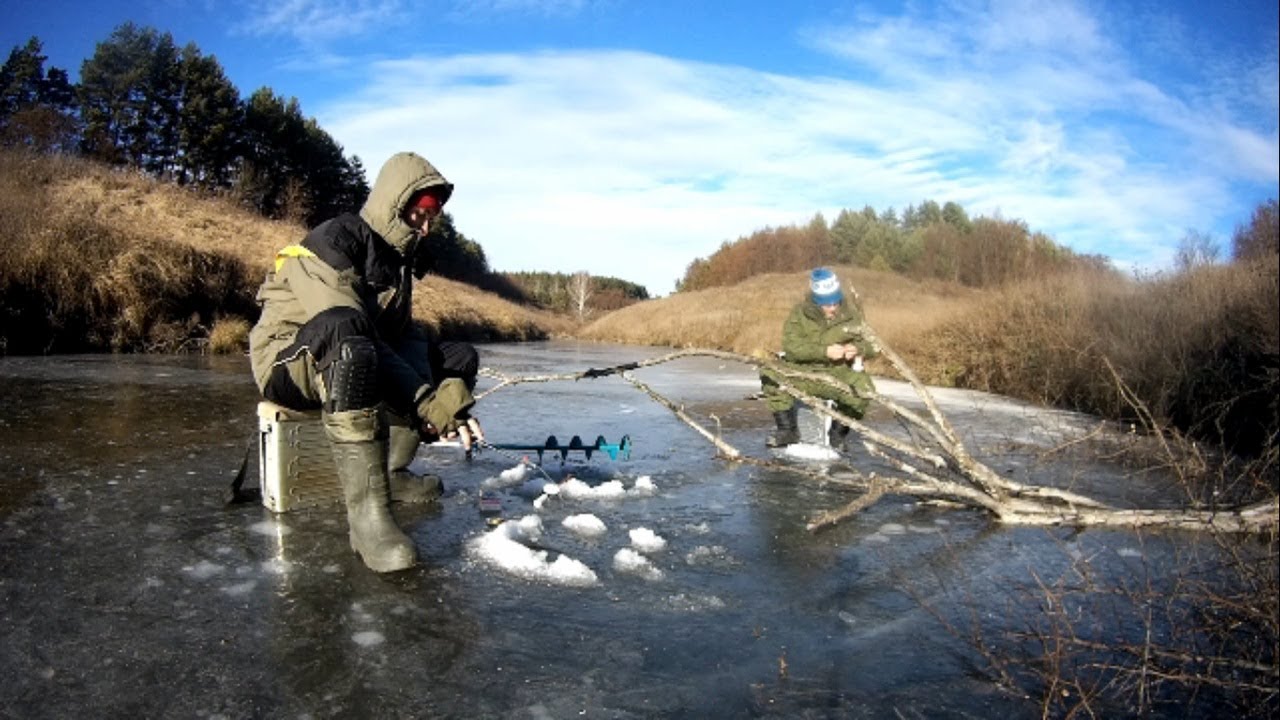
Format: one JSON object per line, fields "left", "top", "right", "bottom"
{"left": 326, "top": 336, "right": 379, "bottom": 413}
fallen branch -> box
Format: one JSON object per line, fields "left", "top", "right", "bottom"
{"left": 620, "top": 371, "right": 740, "bottom": 459}
{"left": 475, "top": 337, "right": 1278, "bottom": 535}
{"left": 806, "top": 478, "right": 888, "bottom": 531}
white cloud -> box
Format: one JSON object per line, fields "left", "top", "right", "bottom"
{"left": 314, "top": 2, "right": 1276, "bottom": 294}
{"left": 237, "top": 0, "right": 406, "bottom": 43}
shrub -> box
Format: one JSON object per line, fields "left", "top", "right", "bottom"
{"left": 207, "top": 316, "right": 250, "bottom": 354}
{"left": 935, "top": 259, "right": 1279, "bottom": 456}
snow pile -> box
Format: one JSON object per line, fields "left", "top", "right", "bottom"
{"left": 468, "top": 470, "right": 672, "bottom": 586}
{"left": 481, "top": 462, "right": 533, "bottom": 490}
{"left": 556, "top": 475, "right": 657, "bottom": 501}
{"left": 613, "top": 548, "right": 664, "bottom": 581}
{"left": 628, "top": 527, "right": 667, "bottom": 553}
{"left": 783, "top": 443, "right": 841, "bottom": 462}
{"left": 562, "top": 513, "right": 608, "bottom": 538}
{"left": 531, "top": 479, "right": 562, "bottom": 508}
{"left": 468, "top": 515, "right": 599, "bottom": 587}
{"left": 479, "top": 471, "right": 663, "bottom": 509}
{"left": 352, "top": 630, "right": 385, "bottom": 647}
{"left": 558, "top": 477, "right": 627, "bottom": 500}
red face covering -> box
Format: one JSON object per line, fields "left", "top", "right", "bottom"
{"left": 410, "top": 191, "right": 443, "bottom": 217}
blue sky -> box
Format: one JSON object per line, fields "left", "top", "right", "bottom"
{"left": 3, "top": 0, "right": 1277, "bottom": 295}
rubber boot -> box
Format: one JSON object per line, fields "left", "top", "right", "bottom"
{"left": 827, "top": 422, "right": 850, "bottom": 449}
{"left": 765, "top": 406, "right": 800, "bottom": 448}
{"left": 387, "top": 424, "right": 443, "bottom": 504}
{"left": 326, "top": 411, "right": 416, "bottom": 573}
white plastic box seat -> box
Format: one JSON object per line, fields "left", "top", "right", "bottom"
{"left": 256, "top": 401, "right": 342, "bottom": 513}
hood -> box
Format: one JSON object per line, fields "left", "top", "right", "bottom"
{"left": 358, "top": 151, "right": 454, "bottom": 255}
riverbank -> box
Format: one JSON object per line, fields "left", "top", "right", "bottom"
{"left": 2, "top": 149, "right": 1276, "bottom": 458}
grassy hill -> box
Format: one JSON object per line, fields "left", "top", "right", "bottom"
{"left": 576, "top": 266, "right": 982, "bottom": 379}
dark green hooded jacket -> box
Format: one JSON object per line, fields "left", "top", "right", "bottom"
{"left": 248, "top": 152, "right": 454, "bottom": 414}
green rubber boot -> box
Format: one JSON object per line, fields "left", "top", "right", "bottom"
{"left": 326, "top": 411, "right": 416, "bottom": 573}
{"left": 387, "top": 424, "right": 443, "bottom": 504}
{"left": 827, "top": 422, "right": 850, "bottom": 449}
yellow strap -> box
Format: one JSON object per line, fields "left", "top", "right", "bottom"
{"left": 274, "top": 245, "right": 316, "bottom": 272}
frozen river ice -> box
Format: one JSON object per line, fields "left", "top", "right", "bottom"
{"left": 0, "top": 342, "right": 1218, "bottom": 718}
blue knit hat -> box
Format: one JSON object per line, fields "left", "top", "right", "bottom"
{"left": 810, "top": 267, "right": 843, "bottom": 305}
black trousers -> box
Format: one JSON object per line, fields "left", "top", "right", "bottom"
{"left": 263, "top": 307, "right": 479, "bottom": 412}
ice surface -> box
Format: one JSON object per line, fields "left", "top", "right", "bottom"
{"left": 183, "top": 560, "right": 224, "bottom": 580}
{"left": 0, "top": 347, "right": 1194, "bottom": 719}
{"left": 684, "top": 545, "right": 732, "bottom": 566}
{"left": 221, "top": 580, "right": 256, "bottom": 596}
{"left": 352, "top": 631, "right": 385, "bottom": 647}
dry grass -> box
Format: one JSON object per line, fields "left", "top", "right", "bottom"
{"left": 0, "top": 149, "right": 571, "bottom": 353}
{"left": 43, "top": 157, "right": 299, "bottom": 269}
{"left": 208, "top": 316, "right": 252, "bottom": 354}
{"left": 928, "top": 262, "right": 1279, "bottom": 456}
{"left": 411, "top": 275, "right": 577, "bottom": 341}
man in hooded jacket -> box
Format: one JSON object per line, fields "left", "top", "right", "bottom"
{"left": 760, "top": 267, "right": 877, "bottom": 449}
{"left": 249, "top": 151, "right": 482, "bottom": 573}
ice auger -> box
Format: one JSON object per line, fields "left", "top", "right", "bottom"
{"left": 486, "top": 435, "right": 632, "bottom": 462}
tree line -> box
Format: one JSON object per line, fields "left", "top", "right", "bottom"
{"left": 502, "top": 271, "right": 649, "bottom": 315}
{"left": 0, "top": 25, "right": 367, "bottom": 228}
{"left": 677, "top": 200, "right": 1116, "bottom": 291}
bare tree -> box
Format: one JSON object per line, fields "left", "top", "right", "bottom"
{"left": 568, "top": 270, "right": 593, "bottom": 321}
{"left": 1174, "top": 229, "right": 1220, "bottom": 271}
